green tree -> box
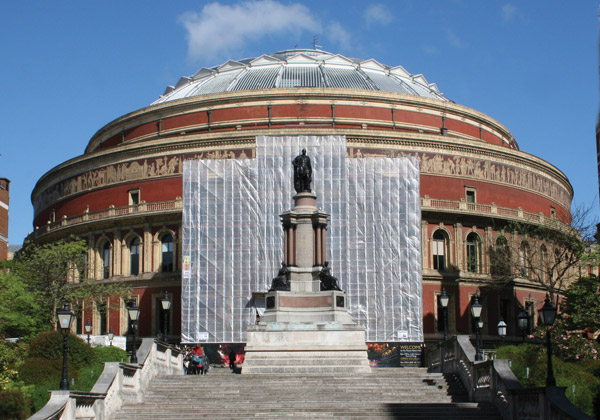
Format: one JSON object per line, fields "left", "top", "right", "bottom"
{"left": 11, "top": 236, "right": 129, "bottom": 328}
{"left": 489, "top": 204, "right": 597, "bottom": 301}
{"left": 562, "top": 276, "right": 600, "bottom": 331}
{"left": 0, "top": 268, "right": 46, "bottom": 338}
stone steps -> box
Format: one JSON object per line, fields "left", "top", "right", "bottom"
{"left": 111, "top": 367, "right": 501, "bottom": 420}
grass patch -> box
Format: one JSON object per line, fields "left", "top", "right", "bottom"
{"left": 496, "top": 344, "right": 600, "bottom": 416}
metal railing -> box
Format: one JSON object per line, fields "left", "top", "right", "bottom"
{"left": 429, "top": 335, "right": 593, "bottom": 420}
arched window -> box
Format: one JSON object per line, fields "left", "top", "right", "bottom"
{"left": 432, "top": 230, "right": 448, "bottom": 270}
{"left": 496, "top": 236, "right": 508, "bottom": 250}
{"left": 130, "top": 237, "right": 140, "bottom": 276}
{"left": 466, "top": 233, "right": 481, "bottom": 273}
{"left": 491, "top": 235, "right": 510, "bottom": 276}
{"left": 161, "top": 234, "right": 174, "bottom": 272}
{"left": 102, "top": 242, "right": 111, "bottom": 279}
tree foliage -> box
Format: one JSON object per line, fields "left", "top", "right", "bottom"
{"left": 562, "top": 276, "right": 600, "bottom": 332}
{"left": 489, "top": 204, "right": 597, "bottom": 300}
{"left": 0, "top": 268, "right": 46, "bottom": 338}
{"left": 10, "top": 236, "right": 130, "bottom": 328}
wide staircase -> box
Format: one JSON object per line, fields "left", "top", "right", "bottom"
{"left": 111, "top": 367, "right": 502, "bottom": 420}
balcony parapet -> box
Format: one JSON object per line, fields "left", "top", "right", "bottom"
{"left": 29, "top": 196, "right": 566, "bottom": 242}
{"left": 30, "top": 198, "right": 183, "bottom": 241}
{"left": 421, "top": 196, "right": 564, "bottom": 228}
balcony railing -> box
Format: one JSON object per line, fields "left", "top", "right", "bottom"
{"left": 30, "top": 198, "right": 183, "bottom": 240}
{"left": 29, "top": 196, "right": 564, "bottom": 241}
{"left": 421, "top": 196, "right": 563, "bottom": 227}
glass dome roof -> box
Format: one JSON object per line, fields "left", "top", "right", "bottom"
{"left": 152, "top": 49, "right": 450, "bottom": 104}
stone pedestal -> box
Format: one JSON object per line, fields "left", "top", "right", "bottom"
{"left": 243, "top": 191, "right": 370, "bottom": 374}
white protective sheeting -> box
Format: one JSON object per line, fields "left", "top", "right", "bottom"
{"left": 182, "top": 135, "right": 422, "bottom": 343}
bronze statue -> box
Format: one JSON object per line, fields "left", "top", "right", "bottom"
{"left": 269, "top": 262, "right": 290, "bottom": 291}
{"left": 319, "top": 261, "right": 342, "bottom": 291}
{"left": 292, "top": 149, "right": 312, "bottom": 193}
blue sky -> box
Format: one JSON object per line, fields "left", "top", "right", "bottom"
{"left": 1, "top": 1, "right": 598, "bottom": 245}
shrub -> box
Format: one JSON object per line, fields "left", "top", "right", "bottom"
{"left": 93, "top": 345, "right": 128, "bottom": 363}
{"left": 0, "top": 388, "right": 31, "bottom": 419}
{"left": 18, "top": 358, "right": 78, "bottom": 385}
{"left": 28, "top": 331, "right": 95, "bottom": 369}
{"left": 71, "top": 346, "right": 129, "bottom": 392}
{"left": 26, "top": 379, "right": 56, "bottom": 413}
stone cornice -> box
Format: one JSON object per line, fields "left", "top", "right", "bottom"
{"left": 84, "top": 88, "right": 516, "bottom": 153}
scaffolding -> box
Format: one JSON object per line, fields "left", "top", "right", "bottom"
{"left": 182, "top": 135, "right": 422, "bottom": 343}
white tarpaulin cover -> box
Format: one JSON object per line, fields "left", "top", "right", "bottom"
{"left": 182, "top": 135, "right": 422, "bottom": 343}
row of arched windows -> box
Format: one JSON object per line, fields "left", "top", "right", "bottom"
{"left": 98, "top": 233, "right": 175, "bottom": 279}
{"left": 431, "top": 229, "right": 483, "bottom": 273}
{"left": 430, "top": 228, "right": 555, "bottom": 279}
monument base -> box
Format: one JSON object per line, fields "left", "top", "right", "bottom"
{"left": 242, "top": 322, "right": 371, "bottom": 374}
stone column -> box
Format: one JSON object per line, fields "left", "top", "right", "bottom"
{"left": 421, "top": 220, "right": 429, "bottom": 269}
{"left": 314, "top": 223, "right": 322, "bottom": 266}
{"left": 144, "top": 224, "right": 152, "bottom": 273}
{"left": 113, "top": 229, "right": 122, "bottom": 276}
{"left": 455, "top": 223, "right": 463, "bottom": 269}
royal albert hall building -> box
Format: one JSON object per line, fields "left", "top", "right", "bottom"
{"left": 30, "top": 49, "right": 573, "bottom": 346}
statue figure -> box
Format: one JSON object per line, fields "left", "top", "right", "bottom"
{"left": 269, "top": 262, "right": 290, "bottom": 291}
{"left": 292, "top": 149, "right": 312, "bottom": 193}
{"left": 319, "top": 261, "right": 342, "bottom": 291}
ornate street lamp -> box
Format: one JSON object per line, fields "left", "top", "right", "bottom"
{"left": 539, "top": 294, "right": 557, "bottom": 387}
{"left": 108, "top": 329, "right": 114, "bottom": 347}
{"left": 84, "top": 319, "right": 92, "bottom": 345}
{"left": 470, "top": 295, "right": 483, "bottom": 361}
{"left": 160, "top": 291, "right": 171, "bottom": 342}
{"left": 497, "top": 320, "right": 507, "bottom": 338}
{"left": 517, "top": 309, "right": 529, "bottom": 342}
{"left": 128, "top": 303, "right": 140, "bottom": 363}
{"left": 57, "top": 301, "right": 75, "bottom": 390}
{"left": 439, "top": 289, "right": 449, "bottom": 341}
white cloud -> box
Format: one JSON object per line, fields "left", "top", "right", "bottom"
{"left": 364, "top": 4, "right": 393, "bottom": 27}
{"left": 179, "top": 0, "right": 321, "bottom": 63}
{"left": 501, "top": 3, "right": 517, "bottom": 21}
{"left": 446, "top": 29, "right": 463, "bottom": 48}
{"left": 327, "top": 21, "right": 352, "bottom": 51}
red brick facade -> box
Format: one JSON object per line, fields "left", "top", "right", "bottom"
{"left": 30, "top": 81, "right": 572, "bottom": 343}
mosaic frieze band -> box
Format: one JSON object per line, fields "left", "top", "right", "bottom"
{"left": 33, "top": 144, "right": 570, "bottom": 215}
{"left": 349, "top": 147, "right": 570, "bottom": 209}
{"left": 33, "top": 149, "right": 253, "bottom": 214}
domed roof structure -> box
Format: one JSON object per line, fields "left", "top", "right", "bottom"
{"left": 153, "top": 49, "right": 451, "bottom": 104}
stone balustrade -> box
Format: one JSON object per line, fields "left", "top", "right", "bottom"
{"left": 29, "top": 198, "right": 183, "bottom": 241}
{"left": 29, "top": 196, "right": 563, "bottom": 242}
{"left": 429, "top": 335, "right": 593, "bottom": 420}
{"left": 28, "top": 338, "right": 183, "bottom": 420}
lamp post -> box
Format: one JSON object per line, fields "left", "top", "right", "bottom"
{"left": 471, "top": 295, "right": 483, "bottom": 361}
{"left": 517, "top": 310, "right": 529, "bottom": 342}
{"left": 108, "top": 329, "right": 114, "bottom": 347}
{"left": 439, "top": 289, "right": 449, "bottom": 341}
{"left": 477, "top": 318, "right": 484, "bottom": 361}
{"left": 128, "top": 303, "right": 140, "bottom": 363}
{"left": 84, "top": 319, "right": 92, "bottom": 345}
{"left": 160, "top": 291, "right": 171, "bottom": 343}
{"left": 539, "top": 294, "right": 557, "bottom": 387}
{"left": 497, "top": 320, "right": 507, "bottom": 339}
{"left": 57, "top": 300, "right": 75, "bottom": 390}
